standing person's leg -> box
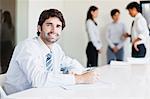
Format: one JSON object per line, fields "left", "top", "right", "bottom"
{"left": 92, "top": 47, "right": 98, "bottom": 67}
{"left": 107, "top": 46, "right": 116, "bottom": 64}
{"left": 86, "top": 42, "right": 98, "bottom": 67}
{"left": 116, "top": 47, "right": 124, "bottom": 61}
{"left": 86, "top": 42, "right": 90, "bottom": 67}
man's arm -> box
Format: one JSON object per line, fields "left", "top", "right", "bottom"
{"left": 74, "top": 71, "right": 97, "bottom": 84}
{"left": 122, "top": 33, "right": 131, "bottom": 38}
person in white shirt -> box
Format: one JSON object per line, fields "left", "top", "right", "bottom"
{"left": 3, "top": 9, "right": 99, "bottom": 95}
{"left": 86, "top": 6, "right": 102, "bottom": 67}
{"left": 125, "top": 2, "right": 149, "bottom": 58}
{"left": 106, "top": 9, "right": 128, "bottom": 64}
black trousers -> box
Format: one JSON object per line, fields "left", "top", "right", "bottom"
{"left": 132, "top": 44, "right": 146, "bottom": 58}
{"left": 86, "top": 42, "right": 98, "bottom": 67}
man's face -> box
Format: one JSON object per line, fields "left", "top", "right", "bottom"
{"left": 112, "top": 12, "right": 120, "bottom": 22}
{"left": 128, "top": 8, "right": 136, "bottom": 17}
{"left": 39, "top": 17, "right": 62, "bottom": 44}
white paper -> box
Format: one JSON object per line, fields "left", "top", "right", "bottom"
{"left": 110, "top": 61, "right": 129, "bottom": 66}
{"left": 127, "top": 57, "right": 150, "bottom": 64}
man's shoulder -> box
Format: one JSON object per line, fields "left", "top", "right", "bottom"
{"left": 16, "top": 37, "right": 39, "bottom": 49}
{"left": 118, "top": 22, "right": 125, "bottom": 27}
{"left": 53, "top": 43, "right": 62, "bottom": 50}
{"left": 107, "top": 22, "right": 114, "bottom": 28}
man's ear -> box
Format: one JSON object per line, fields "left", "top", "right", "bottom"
{"left": 37, "top": 25, "right": 41, "bottom": 33}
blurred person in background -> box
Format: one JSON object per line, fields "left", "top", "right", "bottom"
{"left": 106, "top": 9, "right": 128, "bottom": 64}
{"left": 85, "top": 6, "right": 102, "bottom": 67}
{"left": 1, "top": 11, "right": 15, "bottom": 73}
{"left": 125, "top": 2, "right": 149, "bottom": 58}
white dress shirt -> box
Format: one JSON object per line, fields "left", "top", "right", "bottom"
{"left": 86, "top": 19, "right": 102, "bottom": 50}
{"left": 131, "top": 13, "right": 149, "bottom": 45}
{"left": 106, "top": 21, "right": 127, "bottom": 49}
{"left": 3, "top": 37, "right": 85, "bottom": 95}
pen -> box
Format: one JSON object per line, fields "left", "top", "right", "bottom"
{"left": 82, "top": 67, "right": 96, "bottom": 74}
{"left": 59, "top": 85, "right": 70, "bottom": 90}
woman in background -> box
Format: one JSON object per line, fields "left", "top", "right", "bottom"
{"left": 1, "top": 11, "right": 15, "bottom": 73}
{"left": 85, "top": 6, "right": 102, "bottom": 67}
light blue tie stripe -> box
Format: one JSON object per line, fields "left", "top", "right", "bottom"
{"left": 46, "top": 52, "right": 53, "bottom": 71}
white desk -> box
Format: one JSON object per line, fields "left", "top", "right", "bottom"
{"left": 8, "top": 65, "right": 150, "bottom": 99}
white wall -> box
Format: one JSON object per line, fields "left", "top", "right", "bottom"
{"left": 16, "top": 0, "right": 28, "bottom": 43}
{"left": 16, "top": 0, "right": 150, "bottom": 66}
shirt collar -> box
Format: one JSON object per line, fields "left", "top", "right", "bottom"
{"left": 134, "top": 13, "right": 141, "bottom": 20}
{"left": 112, "top": 21, "right": 120, "bottom": 24}
{"left": 38, "top": 37, "right": 51, "bottom": 55}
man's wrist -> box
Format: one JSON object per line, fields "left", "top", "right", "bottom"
{"left": 132, "top": 38, "right": 141, "bottom": 45}
{"left": 74, "top": 74, "right": 84, "bottom": 84}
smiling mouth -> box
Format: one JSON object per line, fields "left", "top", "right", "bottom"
{"left": 46, "top": 32, "right": 59, "bottom": 37}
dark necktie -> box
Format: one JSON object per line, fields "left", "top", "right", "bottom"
{"left": 46, "top": 52, "right": 53, "bottom": 71}
{"left": 130, "top": 20, "right": 134, "bottom": 42}
{"left": 131, "top": 20, "right": 134, "bottom": 28}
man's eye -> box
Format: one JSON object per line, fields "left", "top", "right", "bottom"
{"left": 47, "top": 24, "right": 52, "bottom": 26}
{"left": 57, "top": 25, "right": 62, "bottom": 28}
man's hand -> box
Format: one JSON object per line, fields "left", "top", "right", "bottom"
{"left": 97, "top": 48, "right": 102, "bottom": 54}
{"left": 122, "top": 33, "right": 131, "bottom": 39}
{"left": 74, "top": 71, "right": 100, "bottom": 84}
{"left": 112, "top": 47, "right": 119, "bottom": 53}
{"left": 133, "top": 41, "right": 139, "bottom": 51}
{"left": 132, "top": 38, "right": 141, "bottom": 51}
